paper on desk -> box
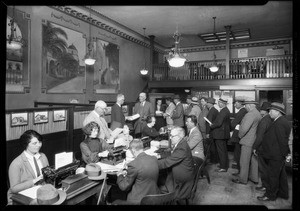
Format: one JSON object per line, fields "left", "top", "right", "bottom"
{"left": 19, "top": 185, "right": 42, "bottom": 199}
{"left": 111, "top": 127, "right": 123, "bottom": 139}
{"left": 126, "top": 114, "right": 140, "bottom": 121}
{"left": 204, "top": 117, "right": 212, "bottom": 125}
{"left": 96, "top": 161, "right": 124, "bottom": 172}
{"left": 55, "top": 152, "right": 73, "bottom": 170}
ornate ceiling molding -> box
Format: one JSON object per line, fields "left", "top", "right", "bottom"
{"left": 50, "top": 6, "right": 165, "bottom": 54}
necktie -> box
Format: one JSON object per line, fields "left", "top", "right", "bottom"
{"left": 33, "top": 156, "right": 41, "bottom": 177}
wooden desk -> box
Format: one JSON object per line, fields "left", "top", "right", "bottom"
{"left": 11, "top": 177, "right": 104, "bottom": 205}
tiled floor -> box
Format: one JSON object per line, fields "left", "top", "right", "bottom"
{"left": 192, "top": 152, "right": 293, "bottom": 209}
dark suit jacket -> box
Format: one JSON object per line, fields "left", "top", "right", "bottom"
{"left": 206, "top": 106, "right": 219, "bottom": 137}
{"left": 158, "top": 137, "right": 195, "bottom": 199}
{"left": 261, "top": 116, "right": 291, "bottom": 160}
{"left": 210, "top": 106, "right": 231, "bottom": 140}
{"left": 252, "top": 114, "right": 272, "bottom": 153}
{"left": 229, "top": 107, "right": 247, "bottom": 143}
{"left": 172, "top": 102, "right": 185, "bottom": 127}
{"left": 117, "top": 152, "right": 160, "bottom": 204}
{"left": 111, "top": 103, "right": 125, "bottom": 128}
{"left": 198, "top": 106, "right": 209, "bottom": 134}
{"left": 142, "top": 125, "right": 160, "bottom": 139}
{"left": 133, "top": 101, "right": 154, "bottom": 134}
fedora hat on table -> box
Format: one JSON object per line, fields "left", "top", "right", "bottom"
{"left": 206, "top": 97, "right": 216, "bottom": 104}
{"left": 190, "top": 96, "right": 199, "bottom": 104}
{"left": 29, "top": 184, "right": 67, "bottom": 205}
{"left": 85, "top": 163, "right": 106, "bottom": 180}
{"left": 268, "top": 102, "right": 286, "bottom": 115}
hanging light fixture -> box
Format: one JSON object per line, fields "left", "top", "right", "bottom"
{"left": 84, "top": 6, "right": 96, "bottom": 65}
{"left": 7, "top": 6, "right": 26, "bottom": 50}
{"left": 140, "top": 27, "right": 148, "bottom": 75}
{"left": 167, "top": 26, "right": 187, "bottom": 68}
{"left": 209, "top": 17, "right": 219, "bottom": 73}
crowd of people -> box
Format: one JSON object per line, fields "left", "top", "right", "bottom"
{"left": 7, "top": 91, "right": 292, "bottom": 205}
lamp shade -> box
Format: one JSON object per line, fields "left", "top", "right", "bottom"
{"left": 209, "top": 65, "right": 219, "bottom": 72}
{"left": 84, "top": 55, "right": 96, "bottom": 65}
{"left": 168, "top": 53, "right": 186, "bottom": 68}
{"left": 140, "top": 69, "right": 148, "bottom": 75}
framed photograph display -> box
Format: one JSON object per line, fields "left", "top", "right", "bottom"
{"left": 53, "top": 110, "right": 66, "bottom": 122}
{"left": 11, "top": 112, "right": 28, "bottom": 127}
{"left": 34, "top": 111, "right": 48, "bottom": 124}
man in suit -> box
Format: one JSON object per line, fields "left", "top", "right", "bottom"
{"left": 230, "top": 97, "right": 247, "bottom": 174}
{"left": 172, "top": 95, "right": 184, "bottom": 127}
{"left": 198, "top": 97, "right": 209, "bottom": 156}
{"left": 184, "top": 95, "right": 192, "bottom": 122}
{"left": 205, "top": 97, "right": 219, "bottom": 164}
{"left": 163, "top": 97, "right": 176, "bottom": 127}
{"left": 113, "top": 139, "right": 160, "bottom": 205}
{"left": 186, "top": 115, "right": 205, "bottom": 160}
{"left": 257, "top": 103, "right": 291, "bottom": 201}
{"left": 83, "top": 100, "right": 114, "bottom": 142}
{"left": 111, "top": 94, "right": 126, "bottom": 130}
{"left": 232, "top": 100, "right": 261, "bottom": 184}
{"left": 156, "top": 127, "right": 195, "bottom": 201}
{"left": 132, "top": 92, "right": 154, "bottom": 138}
{"left": 188, "top": 97, "right": 201, "bottom": 118}
{"left": 252, "top": 102, "right": 272, "bottom": 191}
{"left": 209, "top": 98, "right": 231, "bottom": 172}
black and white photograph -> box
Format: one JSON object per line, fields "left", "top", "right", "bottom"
{"left": 11, "top": 112, "right": 28, "bottom": 127}
{"left": 34, "top": 111, "right": 48, "bottom": 124}
{"left": 53, "top": 110, "right": 66, "bottom": 122}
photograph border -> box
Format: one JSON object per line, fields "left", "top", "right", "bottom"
{"left": 53, "top": 110, "right": 66, "bottom": 122}
{"left": 33, "top": 111, "right": 49, "bottom": 124}
{"left": 11, "top": 112, "right": 28, "bottom": 127}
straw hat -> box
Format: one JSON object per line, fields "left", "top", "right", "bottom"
{"left": 190, "top": 97, "right": 199, "bottom": 104}
{"left": 218, "top": 98, "right": 228, "bottom": 104}
{"left": 30, "top": 184, "right": 66, "bottom": 205}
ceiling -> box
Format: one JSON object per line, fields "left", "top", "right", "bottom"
{"left": 83, "top": 2, "right": 292, "bottom": 49}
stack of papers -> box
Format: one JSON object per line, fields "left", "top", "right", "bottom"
{"left": 55, "top": 152, "right": 73, "bottom": 170}
{"left": 96, "top": 161, "right": 125, "bottom": 173}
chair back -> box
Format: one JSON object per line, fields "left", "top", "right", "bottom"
{"left": 74, "top": 151, "right": 86, "bottom": 167}
{"left": 140, "top": 192, "right": 176, "bottom": 205}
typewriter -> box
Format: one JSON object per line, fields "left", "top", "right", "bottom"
{"left": 102, "top": 146, "right": 126, "bottom": 165}
{"left": 41, "top": 160, "right": 80, "bottom": 188}
{"left": 141, "top": 136, "right": 151, "bottom": 148}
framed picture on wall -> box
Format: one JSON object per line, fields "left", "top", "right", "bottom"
{"left": 11, "top": 112, "right": 28, "bottom": 127}
{"left": 34, "top": 111, "right": 48, "bottom": 124}
{"left": 93, "top": 38, "right": 120, "bottom": 94}
{"left": 41, "top": 20, "right": 86, "bottom": 94}
{"left": 53, "top": 110, "right": 66, "bottom": 122}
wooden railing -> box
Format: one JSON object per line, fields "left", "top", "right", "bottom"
{"left": 152, "top": 55, "right": 293, "bottom": 81}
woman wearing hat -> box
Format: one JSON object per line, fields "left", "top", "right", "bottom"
{"left": 257, "top": 102, "right": 291, "bottom": 201}
{"left": 7, "top": 130, "right": 49, "bottom": 205}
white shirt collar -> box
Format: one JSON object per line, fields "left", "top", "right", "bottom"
{"left": 176, "top": 101, "right": 180, "bottom": 106}
{"left": 24, "top": 150, "right": 41, "bottom": 161}
{"left": 274, "top": 115, "right": 281, "bottom": 122}
{"left": 93, "top": 110, "right": 100, "bottom": 118}
{"left": 189, "top": 126, "right": 196, "bottom": 135}
{"left": 116, "top": 103, "right": 121, "bottom": 107}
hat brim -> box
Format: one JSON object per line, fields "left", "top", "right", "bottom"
{"left": 30, "top": 190, "right": 67, "bottom": 205}
{"left": 268, "top": 107, "right": 286, "bottom": 115}
{"left": 191, "top": 101, "right": 199, "bottom": 104}
{"left": 87, "top": 170, "right": 107, "bottom": 180}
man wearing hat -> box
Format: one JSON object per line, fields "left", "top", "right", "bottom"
{"left": 230, "top": 97, "right": 247, "bottom": 173}
{"left": 209, "top": 98, "right": 231, "bottom": 172}
{"left": 205, "top": 97, "right": 219, "bottom": 164}
{"left": 232, "top": 100, "right": 261, "bottom": 184}
{"left": 188, "top": 96, "right": 201, "bottom": 118}
{"left": 252, "top": 102, "right": 272, "bottom": 192}
{"left": 172, "top": 95, "right": 184, "bottom": 127}
{"left": 257, "top": 102, "right": 291, "bottom": 201}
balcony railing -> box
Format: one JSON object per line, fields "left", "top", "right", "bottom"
{"left": 152, "top": 55, "right": 293, "bottom": 81}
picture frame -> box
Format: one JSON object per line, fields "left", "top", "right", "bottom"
{"left": 41, "top": 20, "right": 86, "bottom": 94}
{"left": 34, "top": 111, "right": 48, "bottom": 124}
{"left": 122, "top": 105, "right": 128, "bottom": 113}
{"left": 11, "top": 112, "right": 28, "bottom": 127}
{"left": 53, "top": 110, "right": 66, "bottom": 122}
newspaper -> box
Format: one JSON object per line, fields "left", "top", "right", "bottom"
{"left": 126, "top": 114, "right": 140, "bottom": 121}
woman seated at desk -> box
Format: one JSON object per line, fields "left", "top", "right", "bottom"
{"left": 142, "top": 116, "right": 165, "bottom": 140}
{"left": 80, "top": 121, "right": 113, "bottom": 164}
{"left": 7, "top": 130, "right": 49, "bottom": 205}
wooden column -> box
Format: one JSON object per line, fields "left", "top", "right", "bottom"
{"left": 225, "top": 25, "right": 231, "bottom": 78}
{"left": 149, "top": 35, "right": 155, "bottom": 79}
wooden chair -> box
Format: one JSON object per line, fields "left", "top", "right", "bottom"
{"left": 140, "top": 192, "right": 176, "bottom": 205}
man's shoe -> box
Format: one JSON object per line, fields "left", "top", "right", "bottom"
{"left": 257, "top": 196, "right": 275, "bottom": 201}
{"left": 255, "top": 186, "right": 266, "bottom": 191}
{"left": 215, "top": 168, "right": 227, "bottom": 172}
{"left": 232, "top": 172, "right": 239, "bottom": 176}
{"left": 232, "top": 178, "right": 247, "bottom": 185}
